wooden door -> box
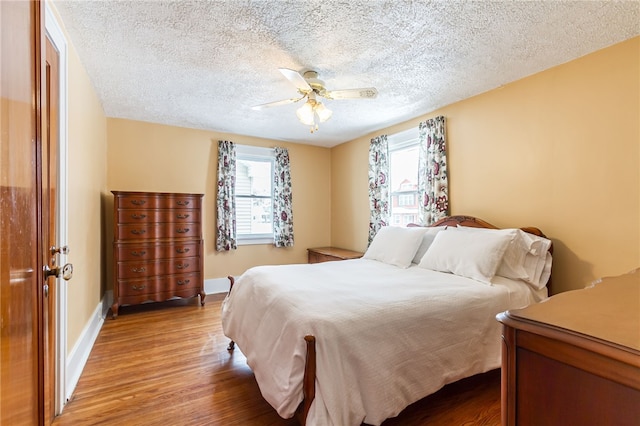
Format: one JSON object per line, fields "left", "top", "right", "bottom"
{"left": 43, "top": 34, "right": 61, "bottom": 424}
{"left": 0, "top": 0, "right": 44, "bottom": 424}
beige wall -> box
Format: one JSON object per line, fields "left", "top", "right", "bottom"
{"left": 331, "top": 37, "right": 640, "bottom": 294}
{"left": 64, "top": 30, "right": 109, "bottom": 352}
{"left": 106, "top": 119, "right": 332, "bottom": 283}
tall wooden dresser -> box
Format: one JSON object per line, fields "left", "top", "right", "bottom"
{"left": 112, "top": 191, "right": 205, "bottom": 317}
{"left": 497, "top": 269, "right": 640, "bottom": 425}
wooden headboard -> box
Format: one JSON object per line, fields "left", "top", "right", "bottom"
{"left": 411, "top": 215, "right": 554, "bottom": 294}
{"left": 431, "top": 215, "right": 551, "bottom": 249}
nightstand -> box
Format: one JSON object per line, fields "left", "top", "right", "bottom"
{"left": 307, "top": 247, "right": 364, "bottom": 264}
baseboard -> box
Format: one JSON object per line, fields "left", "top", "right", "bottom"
{"left": 65, "top": 291, "right": 112, "bottom": 402}
{"left": 205, "top": 277, "right": 232, "bottom": 294}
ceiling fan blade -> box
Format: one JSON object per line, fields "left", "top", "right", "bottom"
{"left": 325, "top": 87, "right": 378, "bottom": 100}
{"left": 251, "top": 97, "right": 302, "bottom": 110}
{"left": 279, "top": 68, "right": 312, "bottom": 93}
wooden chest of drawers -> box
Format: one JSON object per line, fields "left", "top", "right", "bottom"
{"left": 111, "top": 191, "right": 205, "bottom": 317}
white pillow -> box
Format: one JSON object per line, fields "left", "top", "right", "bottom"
{"left": 456, "top": 226, "right": 552, "bottom": 289}
{"left": 418, "top": 228, "right": 514, "bottom": 284}
{"left": 521, "top": 247, "right": 552, "bottom": 289}
{"left": 455, "top": 226, "right": 527, "bottom": 280}
{"left": 363, "top": 226, "right": 428, "bottom": 268}
{"left": 535, "top": 252, "right": 553, "bottom": 290}
{"left": 411, "top": 226, "right": 447, "bottom": 264}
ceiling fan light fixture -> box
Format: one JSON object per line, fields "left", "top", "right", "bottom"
{"left": 296, "top": 101, "right": 315, "bottom": 126}
{"left": 296, "top": 98, "right": 332, "bottom": 132}
{"left": 314, "top": 102, "right": 332, "bottom": 123}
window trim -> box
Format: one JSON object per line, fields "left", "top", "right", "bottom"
{"left": 235, "top": 144, "right": 275, "bottom": 245}
{"left": 388, "top": 127, "right": 419, "bottom": 150}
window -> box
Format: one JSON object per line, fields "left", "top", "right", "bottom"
{"left": 388, "top": 128, "right": 419, "bottom": 227}
{"left": 398, "top": 194, "right": 414, "bottom": 206}
{"left": 235, "top": 145, "right": 275, "bottom": 245}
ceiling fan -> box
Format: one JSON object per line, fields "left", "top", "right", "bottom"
{"left": 252, "top": 68, "right": 378, "bottom": 133}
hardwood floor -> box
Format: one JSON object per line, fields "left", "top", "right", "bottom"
{"left": 53, "top": 294, "right": 500, "bottom": 426}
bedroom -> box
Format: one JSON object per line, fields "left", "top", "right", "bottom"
{"left": 1, "top": 0, "right": 638, "bottom": 424}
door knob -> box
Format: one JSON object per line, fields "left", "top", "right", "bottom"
{"left": 44, "top": 263, "right": 73, "bottom": 280}
{"left": 50, "top": 245, "right": 70, "bottom": 255}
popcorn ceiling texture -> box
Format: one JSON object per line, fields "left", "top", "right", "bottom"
{"left": 54, "top": 0, "right": 639, "bottom": 147}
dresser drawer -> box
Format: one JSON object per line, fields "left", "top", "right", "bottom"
{"left": 116, "top": 194, "right": 201, "bottom": 210}
{"left": 115, "top": 241, "right": 201, "bottom": 261}
{"left": 308, "top": 252, "right": 336, "bottom": 263}
{"left": 116, "top": 223, "right": 201, "bottom": 240}
{"left": 116, "top": 209, "right": 201, "bottom": 224}
{"left": 117, "top": 272, "right": 201, "bottom": 298}
{"left": 117, "top": 257, "right": 199, "bottom": 279}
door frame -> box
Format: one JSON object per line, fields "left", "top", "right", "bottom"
{"left": 44, "top": 3, "right": 68, "bottom": 415}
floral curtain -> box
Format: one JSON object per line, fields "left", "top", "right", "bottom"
{"left": 273, "top": 147, "right": 294, "bottom": 247}
{"left": 368, "top": 135, "right": 389, "bottom": 245}
{"left": 418, "top": 116, "right": 449, "bottom": 225}
{"left": 216, "top": 140, "right": 237, "bottom": 251}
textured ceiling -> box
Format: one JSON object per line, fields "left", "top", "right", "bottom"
{"left": 53, "top": 1, "right": 639, "bottom": 147}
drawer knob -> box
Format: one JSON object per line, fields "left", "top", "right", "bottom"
{"left": 131, "top": 213, "right": 147, "bottom": 219}
{"left": 176, "top": 263, "right": 189, "bottom": 269}
{"left": 177, "top": 279, "right": 190, "bottom": 286}
{"left": 177, "top": 214, "right": 190, "bottom": 219}
{"left": 131, "top": 229, "right": 146, "bottom": 235}
{"left": 132, "top": 284, "right": 146, "bottom": 291}
{"left": 176, "top": 228, "right": 190, "bottom": 234}
{"left": 131, "top": 250, "right": 146, "bottom": 257}
{"left": 130, "top": 200, "right": 146, "bottom": 206}
{"left": 177, "top": 200, "right": 190, "bottom": 206}
{"left": 132, "top": 267, "right": 146, "bottom": 273}
{"left": 176, "top": 247, "right": 190, "bottom": 253}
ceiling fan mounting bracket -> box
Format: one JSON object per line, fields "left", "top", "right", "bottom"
{"left": 302, "top": 70, "right": 327, "bottom": 95}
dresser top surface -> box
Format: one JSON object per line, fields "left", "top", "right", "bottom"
{"left": 508, "top": 268, "right": 640, "bottom": 350}
{"left": 112, "top": 190, "right": 204, "bottom": 197}
{"left": 307, "top": 247, "right": 364, "bottom": 259}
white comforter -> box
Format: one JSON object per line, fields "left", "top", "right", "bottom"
{"left": 221, "top": 259, "right": 542, "bottom": 426}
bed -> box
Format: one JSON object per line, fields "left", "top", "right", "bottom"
{"left": 221, "top": 216, "right": 553, "bottom": 426}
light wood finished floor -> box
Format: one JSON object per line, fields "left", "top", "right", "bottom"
{"left": 53, "top": 294, "right": 500, "bottom": 426}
